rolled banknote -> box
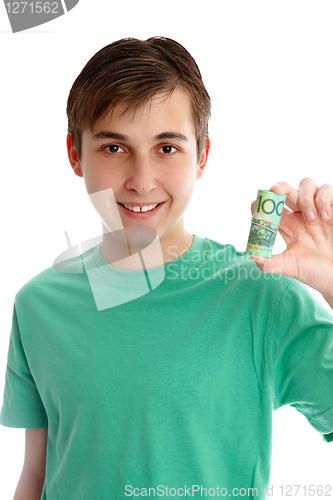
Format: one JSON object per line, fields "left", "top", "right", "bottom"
{"left": 246, "top": 190, "right": 287, "bottom": 257}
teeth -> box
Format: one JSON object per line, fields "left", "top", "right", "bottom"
{"left": 123, "top": 203, "right": 159, "bottom": 212}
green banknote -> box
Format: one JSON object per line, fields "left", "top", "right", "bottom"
{"left": 246, "top": 190, "right": 287, "bottom": 257}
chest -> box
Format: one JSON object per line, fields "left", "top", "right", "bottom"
{"left": 25, "top": 298, "right": 267, "bottom": 421}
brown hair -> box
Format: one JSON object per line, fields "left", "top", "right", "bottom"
{"left": 66, "top": 37, "right": 211, "bottom": 162}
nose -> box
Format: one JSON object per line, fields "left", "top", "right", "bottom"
{"left": 124, "top": 153, "right": 157, "bottom": 195}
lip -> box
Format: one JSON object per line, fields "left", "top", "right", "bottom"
{"left": 118, "top": 201, "right": 164, "bottom": 207}
{"left": 117, "top": 201, "right": 166, "bottom": 219}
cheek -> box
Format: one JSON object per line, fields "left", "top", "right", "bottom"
{"left": 165, "top": 157, "right": 197, "bottom": 186}
{"left": 166, "top": 176, "right": 196, "bottom": 208}
{"left": 84, "top": 166, "right": 122, "bottom": 195}
{"left": 83, "top": 173, "right": 103, "bottom": 196}
{"left": 173, "top": 165, "right": 197, "bottom": 192}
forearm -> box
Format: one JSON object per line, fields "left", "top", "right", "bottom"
{"left": 13, "top": 471, "right": 44, "bottom": 500}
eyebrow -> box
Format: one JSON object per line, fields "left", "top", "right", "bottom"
{"left": 92, "top": 131, "right": 189, "bottom": 143}
{"left": 153, "top": 132, "right": 189, "bottom": 142}
{"left": 92, "top": 132, "right": 129, "bottom": 141}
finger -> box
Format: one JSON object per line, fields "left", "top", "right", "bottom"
{"left": 298, "top": 177, "right": 319, "bottom": 222}
{"left": 248, "top": 255, "right": 275, "bottom": 273}
{"left": 249, "top": 258, "right": 269, "bottom": 273}
{"left": 277, "top": 207, "right": 295, "bottom": 242}
{"left": 269, "top": 182, "right": 300, "bottom": 213}
{"left": 314, "top": 184, "right": 333, "bottom": 221}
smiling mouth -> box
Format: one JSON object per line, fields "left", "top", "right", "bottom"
{"left": 118, "top": 202, "right": 163, "bottom": 213}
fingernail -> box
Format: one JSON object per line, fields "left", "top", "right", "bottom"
{"left": 321, "top": 211, "right": 328, "bottom": 220}
{"left": 305, "top": 211, "right": 316, "bottom": 220}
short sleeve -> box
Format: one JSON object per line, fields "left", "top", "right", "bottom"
{"left": 269, "top": 279, "right": 333, "bottom": 443}
{"left": 0, "top": 304, "right": 48, "bottom": 429}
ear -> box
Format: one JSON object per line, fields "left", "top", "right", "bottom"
{"left": 196, "top": 136, "right": 211, "bottom": 180}
{"left": 67, "top": 133, "right": 83, "bottom": 178}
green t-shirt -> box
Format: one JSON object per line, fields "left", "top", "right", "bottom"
{"left": 1, "top": 234, "right": 333, "bottom": 499}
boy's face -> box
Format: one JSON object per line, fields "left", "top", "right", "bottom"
{"left": 68, "top": 87, "right": 209, "bottom": 252}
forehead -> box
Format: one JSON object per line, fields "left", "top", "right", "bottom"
{"left": 90, "top": 87, "right": 196, "bottom": 138}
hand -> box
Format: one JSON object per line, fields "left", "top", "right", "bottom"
{"left": 249, "top": 177, "right": 333, "bottom": 306}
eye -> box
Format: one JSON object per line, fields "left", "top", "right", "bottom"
{"left": 104, "top": 145, "right": 125, "bottom": 154}
{"left": 159, "top": 145, "right": 177, "bottom": 154}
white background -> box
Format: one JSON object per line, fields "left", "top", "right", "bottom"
{"left": 0, "top": 1, "right": 332, "bottom": 498}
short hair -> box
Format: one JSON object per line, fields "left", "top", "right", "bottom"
{"left": 66, "top": 37, "right": 211, "bottom": 162}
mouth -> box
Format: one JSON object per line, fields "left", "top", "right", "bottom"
{"left": 118, "top": 202, "right": 163, "bottom": 213}
{"left": 117, "top": 201, "right": 166, "bottom": 219}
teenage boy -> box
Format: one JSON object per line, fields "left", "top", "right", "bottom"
{"left": 1, "top": 37, "right": 333, "bottom": 500}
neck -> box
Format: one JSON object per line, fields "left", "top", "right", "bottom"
{"left": 100, "top": 223, "right": 194, "bottom": 271}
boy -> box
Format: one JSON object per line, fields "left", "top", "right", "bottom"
{"left": 1, "top": 37, "right": 333, "bottom": 500}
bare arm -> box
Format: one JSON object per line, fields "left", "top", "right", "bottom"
{"left": 13, "top": 427, "right": 48, "bottom": 500}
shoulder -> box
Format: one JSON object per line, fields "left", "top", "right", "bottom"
{"left": 200, "top": 235, "right": 292, "bottom": 293}
{"left": 201, "top": 237, "right": 333, "bottom": 329}
{"left": 14, "top": 245, "right": 96, "bottom": 307}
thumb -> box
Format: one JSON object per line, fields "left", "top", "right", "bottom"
{"left": 248, "top": 251, "right": 297, "bottom": 278}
